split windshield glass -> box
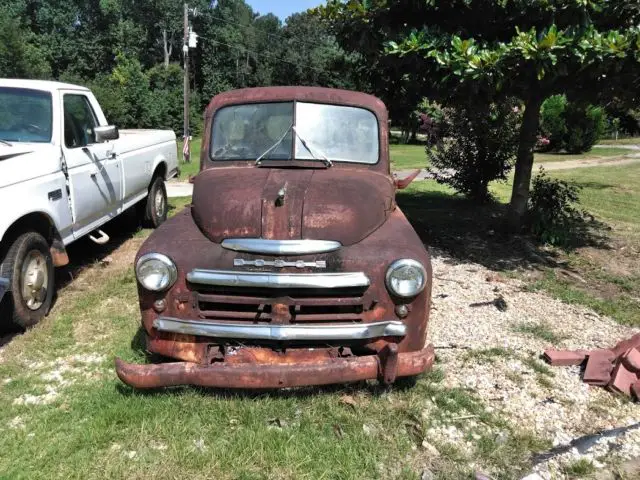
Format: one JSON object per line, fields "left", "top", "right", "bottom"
{"left": 210, "top": 101, "right": 379, "bottom": 164}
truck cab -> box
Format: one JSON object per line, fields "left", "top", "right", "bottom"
{"left": 0, "top": 79, "right": 178, "bottom": 327}
{"left": 116, "top": 87, "right": 434, "bottom": 389}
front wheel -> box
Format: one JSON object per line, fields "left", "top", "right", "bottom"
{"left": 0, "top": 231, "right": 54, "bottom": 329}
{"left": 393, "top": 375, "right": 419, "bottom": 389}
{"left": 142, "top": 176, "right": 168, "bottom": 228}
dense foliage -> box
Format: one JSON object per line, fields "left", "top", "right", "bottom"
{"left": 321, "top": 0, "right": 640, "bottom": 227}
{"left": 428, "top": 100, "right": 521, "bottom": 202}
{"left": 0, "top": 0, "right": 358, "bottom": 134}
{"left": 540, "top": 96, "right": 606, "bottom": 153}
{"left": 528, "top": 169, "right": 592, "bottom": 247}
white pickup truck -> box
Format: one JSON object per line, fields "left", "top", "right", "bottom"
{"left": 0, "top": 79, "right": 178, "bottom": 327}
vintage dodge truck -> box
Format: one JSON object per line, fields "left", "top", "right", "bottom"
{"left": 116, "top": 87, "right": 434, "bottom": 389}
{"left": 0, "top": 79, "right": 178, "bottom": 327}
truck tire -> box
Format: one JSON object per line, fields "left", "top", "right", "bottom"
{"left": 0, "top": 232, "right": 54, "bottom": 329}
{"left": 394, "top": 375, "right": 419, "bottom": 389}
{"left": 142, "top": 176, "right": 168, "bottom": 228}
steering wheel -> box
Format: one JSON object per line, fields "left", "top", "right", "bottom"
{"left": 214, "top": 144, "right": 252, "bottom": 158}
{"left": 17, "top": 123, "right": 43, "bottom": 134}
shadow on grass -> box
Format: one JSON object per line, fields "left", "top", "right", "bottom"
{"left": 571, "top": 181, "right": 616, "bottom": 190}
{"left": 396, "top": 188, "right": 610, "bottom": 272}
{"left": 53, "top": 209, "right": 142, "bottom": 294}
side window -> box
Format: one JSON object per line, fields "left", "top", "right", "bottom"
{"left": 63, "top": 94, "right": 97, "bottom": 148}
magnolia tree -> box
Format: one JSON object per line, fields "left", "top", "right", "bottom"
{"left": 321, "top": 0, "right": 640, "bottom": 228}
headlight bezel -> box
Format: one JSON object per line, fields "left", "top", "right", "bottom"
{"left": 385, "top": 258, "right": 427, "bottom": 298}
{"left": 135, "top": 253, "right": 178, "bottom": 292}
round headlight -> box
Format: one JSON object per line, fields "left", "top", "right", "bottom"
{"left": 385, "top": 259, "right": 427, "bottom": 298}
{"left": 136, "top": 253, "right": 177, "bottom": 292}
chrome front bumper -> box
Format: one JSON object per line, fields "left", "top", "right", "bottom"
{"left": 154, "top": 317, "right": 406, "bottom": 341}
{"left": 186, "top": 269, "right": 370, "bottom": 289}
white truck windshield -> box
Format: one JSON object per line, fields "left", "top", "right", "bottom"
{"left": 0, "top": 88, "right": 53, "bottom": 143}
{"left": 210, "top": 101, "right": 379, "bottom": 164}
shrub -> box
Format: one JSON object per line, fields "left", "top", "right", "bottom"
{"left": 561, "top": 103, "right": 605, "bottom": 153}
{"left": 540, "top": 95, "right": 605, "bottom": 153}
{"left": 427, "top": 99, "right": 520, "bottom": 202}
{"left": 528, "top": 168, "right": 592, "bottom": 247}
{"left": 540, "top": 95, "right": 567, "bottom": 151}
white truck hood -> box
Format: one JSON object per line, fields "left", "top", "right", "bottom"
{"left": 0, "top": 143, "right": 60, "bottom": 189}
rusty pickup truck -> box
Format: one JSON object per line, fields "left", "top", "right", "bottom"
{"left": 115, "top": 87, "right": 434, "bottom": 389}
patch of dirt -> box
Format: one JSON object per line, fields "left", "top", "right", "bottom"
{"left": 578, "top": 244, "right": 640, "bottom": 279}
{"left": 537, "top": 155, "right": 640, "bottom": 171}
{"left": 11, "top": 354, "right": 107, "bottom": 407}
{"left": 426, "top": 250, "right": 639, "bottom": 479}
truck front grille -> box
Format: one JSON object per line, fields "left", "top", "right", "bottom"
{"left": 194, "top": 287, "right": 371, "bottom": 324}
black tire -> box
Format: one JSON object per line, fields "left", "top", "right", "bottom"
{"left": 142, "top": 176, "right": 168, "bottom": 228}
{"left": 394, "top": 375, "right": 419, "bottom": 389}
{"left": 0, "top": 232, "right": 54, "bottom": 329}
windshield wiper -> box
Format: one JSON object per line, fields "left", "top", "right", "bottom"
{"left": 293, "top": 127, "right": 332, "bottom": 167}
{"left": 255, "top": 123, "right": 293, "bottom": 165}
{"left": 0, "top": 139, "right": 13, "bottom": 146}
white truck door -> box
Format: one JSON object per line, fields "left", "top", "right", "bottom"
{"left": 61, "top": 93, "right": 122, "bottom": 238}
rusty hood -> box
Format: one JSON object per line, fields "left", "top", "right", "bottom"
{"left": 191, "top": 167, "right": 395, "bottom": 246}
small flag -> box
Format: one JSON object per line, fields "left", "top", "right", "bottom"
{"left": 183, "top": 135, "right": 190, "bottom": 162}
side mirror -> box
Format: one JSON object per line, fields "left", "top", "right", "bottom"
{"left": 95, "top": 125, "right": 119, "bottom": 143}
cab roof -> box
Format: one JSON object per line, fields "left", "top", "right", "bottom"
{"left": 0, "top": 78, "right": 90, "bottom": 93}
{"left": 205, "top": 86, "right": 388, "bottom": 123}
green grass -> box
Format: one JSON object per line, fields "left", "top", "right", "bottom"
{"left": 563, "top": 458, "right": 596, "bottom": 477}
{"left": 534, "top": 147, "right": 630, "bottom": 162}
{"left": 176, "top": 137, "right": 202, "bottom": 179}
{"left": 513, "top": 322, "right": 565, "bottom": 344}
{"left": 464, "top": 347, "right": 513, "bottom": 364}
{"left": 598, "top": 137, "right": 640, "bottom": 145}
{"left": 390, "top": 144, "right": 429, "bottom": 170}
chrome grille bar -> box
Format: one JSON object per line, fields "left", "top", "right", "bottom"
{"left": 221, "top": 238, "right": 341, "bottom": 255}
{"left": 187, "top": 270, "right": 370, "bottom": 289}
{"left": 153, "top": 317, "right": 406, "bottom": 341}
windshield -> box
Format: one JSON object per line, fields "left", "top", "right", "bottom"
{"left": 0, "top": 88, "right": 53, "bottom": 143}
{"left": 210, "top": 101, "right": 379, "bottom": 164}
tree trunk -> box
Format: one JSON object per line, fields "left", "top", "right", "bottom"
{"left": 507, "top": 93, "right": 544, "bottom": 230}
{"left": 162, "top": 29, "right": 171, "bottom": 68}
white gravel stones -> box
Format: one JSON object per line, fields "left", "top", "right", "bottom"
{"left": 426, "top": 250, "right": 639, "bottom": 478}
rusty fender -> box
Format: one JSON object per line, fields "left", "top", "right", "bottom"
{"left": 115, "top": 343, "right": 434, "bottom": 389}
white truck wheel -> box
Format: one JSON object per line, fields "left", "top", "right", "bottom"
{"left": 142, "top": 176, "right": 168, "bottom": 228}
{"left": 0, "top": 231, "right": 54, "bottom": 328}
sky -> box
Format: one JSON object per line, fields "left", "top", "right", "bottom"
{"left": 246, "top": 0, "right": 323, "bottom": 20}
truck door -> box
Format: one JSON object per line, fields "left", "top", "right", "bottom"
{"left": 61, "top": 93, "right": 122, "bottom": 238}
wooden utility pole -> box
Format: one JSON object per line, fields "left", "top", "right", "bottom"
{"left": 182, "top": 2, "right": 190, "bottom": 162}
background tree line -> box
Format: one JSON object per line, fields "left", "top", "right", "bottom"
{"left": 0, "top": 0, "right": 360, "bottom": 135}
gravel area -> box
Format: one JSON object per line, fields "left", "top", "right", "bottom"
{"left": 426, "top": 250, "right": 639, "bottom": 478}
